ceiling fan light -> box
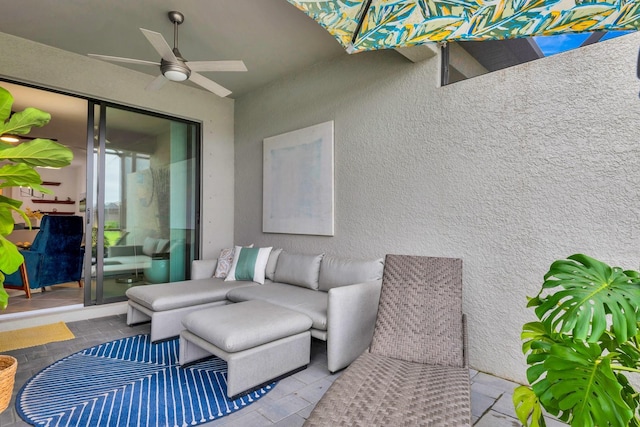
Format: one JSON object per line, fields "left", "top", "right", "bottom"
{"left": 161, "top": 60, "right": 191, "bottom": 82}
{"left": 164, "top": 70, "right": 189, "bottom": 82}
{"left": 0, "top": 135, "right": 20, "bottom": 143}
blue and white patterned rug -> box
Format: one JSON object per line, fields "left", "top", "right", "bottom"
{"left": 17, "top": 334, "right": 276, "bottom": 427}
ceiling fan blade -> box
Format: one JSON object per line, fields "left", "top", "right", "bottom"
{"left": 187, "top": 60, "right": 247, "bottom": 72}
{"left": 189, "top": 72, "right": 232, "bottom": 97}
{"left": 145, "top": 75, "right": 168, "bottom": 91}
{"left": 140, "top": 28, "right": 177, "bottom": 62}
{"left": 88, "top": 53, "right": 159, "bottom": 67}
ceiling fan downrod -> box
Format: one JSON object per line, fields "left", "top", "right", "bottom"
{"left": 162, "top": 11, "right": 190, "bottom": 81}
{"left": 168, "top": 11, "right": 184, "bottom": 53}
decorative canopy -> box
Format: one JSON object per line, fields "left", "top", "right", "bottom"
{"left": 287, "top": 0, "right": 639, "bottom": 53}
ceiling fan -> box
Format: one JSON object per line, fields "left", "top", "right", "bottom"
{"left": 88, "top": 11, "right": 247, "bottom": 97}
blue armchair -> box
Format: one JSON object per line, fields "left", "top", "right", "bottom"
{"left": 4, "top": 215, "right": 84, "bottom": 291}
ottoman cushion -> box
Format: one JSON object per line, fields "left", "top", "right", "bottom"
{"left": 182, "top": 300, "right": 312, "bottom": 353}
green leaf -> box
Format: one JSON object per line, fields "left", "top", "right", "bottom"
{"left": 0, "top": 106, "right": 50, "bottom": 136}
{"left": 0, "top": 163, "right": 43, "bottom": 188}
{"left": 0, "top": 273, "right": 7, "bottom": 311}
{"left": 600, "top": 330, "right": 640, "bottom": 369}
{"left": 0, "top": 86, "right": 13, "bottom": 123}
{"left": 0, "top": 235, "right": 23, "bottom": 276}
{"left": 544, "top": 342, "right": 633, "bottom": 427}
{"left": 0, "top": 205, "right": 14, "bottom": 235}
{"left": 0, "top": 139, "right": 72, "bottom": 168}
{"left": 0, "top": 194, "right": 22, "bottom": 210}
{"left": 522, "top": 321, "right": 556, "bottom": 354}
{"left": 513, "top": 385, "right": 546, "bottom": 427}
{"left": 535, "top": 254, "right": 640, "bottom": 343}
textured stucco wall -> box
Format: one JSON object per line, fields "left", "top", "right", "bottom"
{"left": 0, "top": 32, "right": 235, "bottom": 260}
{"left": 234, "top": 32, "right": 640, "bottom": 382}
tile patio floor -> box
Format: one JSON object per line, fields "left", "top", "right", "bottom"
{"left": 0, "top": 314, "right": 567, "bottom": 427}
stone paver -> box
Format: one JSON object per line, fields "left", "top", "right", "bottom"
{"left": 0, "top": 314, "right": 567, "bottom": 426}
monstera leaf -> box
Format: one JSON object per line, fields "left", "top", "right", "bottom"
{"left": 530, "top": 254, "right": 640, "bottom": 343}
{"left": 514, "top": 385, "right": 546, "bottom": 427}
{"left": 545, "top": 343, "right": 632, "bottom": 427}
{"left": 517, "top": 255, "right": 640, "bottom": 427}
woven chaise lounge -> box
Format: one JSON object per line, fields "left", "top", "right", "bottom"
{"left": 304, "top": 254, "right": 471, "bottom": 426}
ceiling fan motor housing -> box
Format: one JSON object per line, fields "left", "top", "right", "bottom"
{"left": 161, "top": 51, "right": 190, "bottom": 81}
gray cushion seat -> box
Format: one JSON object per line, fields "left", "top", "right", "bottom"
{"left": 226, "top": 280, "right": 328, "bottom": 331}
{"left": 180, "top": 300, "right": 313, "bottom": 398}
{"left": 127, "top": 278, "right": 258, "bottom": 311}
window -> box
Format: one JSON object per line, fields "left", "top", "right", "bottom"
{"left": 444, "top": 31, "right": 634, "bottom": 85}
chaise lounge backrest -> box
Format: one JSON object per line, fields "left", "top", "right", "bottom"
{"left": 370, "top": 254, "right": 465, "bottom": 367}
{"left": 303, "top": 254, "right": 470, "bottom": 426}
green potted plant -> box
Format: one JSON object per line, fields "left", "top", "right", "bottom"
{"left": 0, "top": 85, "right": 73, "bottom": 309}
{"left": 0, "top": 85, "right": 73, "bottom": 412}
{"left": 514, "top": 253, "right": 640, "bottom": 427}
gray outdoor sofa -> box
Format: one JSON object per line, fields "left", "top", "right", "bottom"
{"left": 125, "top": 249, "right": 384, "bottom": 373}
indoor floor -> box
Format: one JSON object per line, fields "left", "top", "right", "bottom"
{"left": 1, "top": 278, "right": 149, "bottom": 318}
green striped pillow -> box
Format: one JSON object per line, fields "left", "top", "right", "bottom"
{"left": 225, "top": 246, "right": 273, "bottom": 285}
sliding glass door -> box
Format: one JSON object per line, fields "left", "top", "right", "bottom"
{"left": 84, "top": 102, "right": 199, "bottom": 305}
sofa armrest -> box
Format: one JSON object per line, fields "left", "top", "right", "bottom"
{"left": 107, "top": 245, "right": 142, "bottom": 257}
{"left": 326, "top": 280, "right": 382, "bottom": 372}
{"left": 191, "top": 259, "right": 218, "bottom": 280}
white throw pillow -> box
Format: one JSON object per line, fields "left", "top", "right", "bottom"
{"left": 225, "top": 246, "right": 272, "bottom": 285}
{"left": 142, "top": 237, "right": 158, "bottom": 256}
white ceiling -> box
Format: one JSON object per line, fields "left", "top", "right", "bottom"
{"left": 0, "top": 1, "right": 357, "bottom": 158}
{"left": 0, "top": 0, "right": 347, "bottom": 99}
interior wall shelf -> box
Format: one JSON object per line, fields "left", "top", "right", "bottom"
{"left": 41, "top": 211, "right": 75, "bottom": 215}
{"left": 41, "top": 181, "right": 61, "bottom": 186}
{"left": 31, "top": 199, "right": 75, "bottom": 204}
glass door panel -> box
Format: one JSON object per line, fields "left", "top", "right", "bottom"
{"left": 85, "top": 103, "right": 198, "bottom": 305}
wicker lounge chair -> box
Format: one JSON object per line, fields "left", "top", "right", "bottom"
{"left": 304, "top": 255, "right": 471, "bottom": 426}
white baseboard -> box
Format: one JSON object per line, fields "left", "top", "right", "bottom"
{"left": 0, "top": 302, "right": 128, "bottom": 332}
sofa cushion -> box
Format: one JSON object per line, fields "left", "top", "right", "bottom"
{"left": 227, "top": 281, "right": 328, "bottom": 331}
{"left": 126, "top": 278, "right": 258, "bottom": 311}
{"left": 274, "top": 252, "right": 324, "bottom": 290}
{"left": 226, "top": 246, "right": 272, "bottom": 285}
{"left": 155, "top": 238, "right": 170, "bottom": 254}
{"left": 265, "top": 248, "right": 282, "bottom": 281}
{"left": 142, "top": 237, "right": 158, "bottom": 256}
{"left": 214, "top": 247, "right": 235, "bottom": 278}
{"left": 318, "top": 256, "right": 385, "bottom": 291}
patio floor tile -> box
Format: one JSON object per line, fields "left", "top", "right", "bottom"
{"left": 0, "top": 313, "right": 569, "bottom": 426}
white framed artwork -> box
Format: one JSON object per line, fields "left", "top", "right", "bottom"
{"left": 263, "top": 120, "right": 334, "bottom": 236}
